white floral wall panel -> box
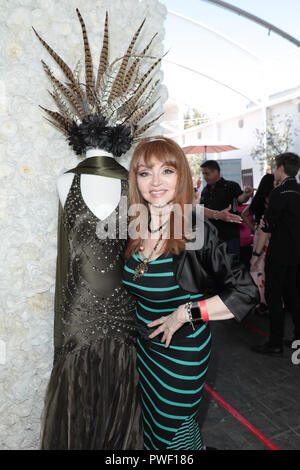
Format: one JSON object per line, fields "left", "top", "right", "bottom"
{"left": 0, "top": 0, "right": 167, "bottom": 449}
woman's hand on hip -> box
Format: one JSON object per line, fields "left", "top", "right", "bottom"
{"left": 147, "top": 304, "right": 188, "bottom": 347}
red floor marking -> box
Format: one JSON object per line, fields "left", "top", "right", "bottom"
{"left": 204, "top": 384, "right": 280, "bottom": 450}
{"left": 241, "top": 321, "right": 269, "bottom": 337}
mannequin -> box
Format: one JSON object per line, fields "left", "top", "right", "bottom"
{"left": 57, "top": 149, "right": 121, "bottom": 220}
{"left": 40, "top": 146, "right": 143, "bottom": 450}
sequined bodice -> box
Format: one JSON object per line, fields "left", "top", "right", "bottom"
{"left": 60, "top": 173, "right": 136, "bottom": 350}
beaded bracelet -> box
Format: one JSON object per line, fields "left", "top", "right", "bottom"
{"left": 183, "top": 301, "right": 195, "bottom": 331}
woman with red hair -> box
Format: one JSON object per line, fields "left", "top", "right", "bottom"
{"left": 123, "top": 136, "right": 258, "bottom": 450}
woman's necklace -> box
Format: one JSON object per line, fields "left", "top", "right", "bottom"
{"left": 133, "top": 232, "right": 163, "bottom": 280}
{"left": 148, "top": 215, "right": 169, "bottom": 233}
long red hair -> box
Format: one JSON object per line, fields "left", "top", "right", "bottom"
{"left": 126, "top": 136, "right": 194, "bottom": 258}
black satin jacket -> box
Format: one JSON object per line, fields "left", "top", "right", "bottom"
{"left": 173, "top": 219, "right": 259, "bottom": 322}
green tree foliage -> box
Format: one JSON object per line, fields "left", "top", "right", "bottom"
{"left": 184, "top": 108, "right": 209, "bottom": 129}
{"left": 251, "top": 114, "right": 297, "bottom": 171}
{"left": 187, "top": 155, "right": 205, "bottom": 182}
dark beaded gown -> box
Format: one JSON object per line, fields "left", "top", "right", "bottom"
{"left": 40, "top": 173, "right": 142, "bottom": 450}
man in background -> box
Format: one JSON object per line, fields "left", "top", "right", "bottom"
{"left": 200, "top": 160, "right": 254, "bottom": 258}
{"left": 251, "top": 153, "right": 300, "bottom": 356}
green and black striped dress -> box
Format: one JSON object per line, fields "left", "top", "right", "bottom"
{"left": 123, "top": 253, "right": 211, "bottom": 450}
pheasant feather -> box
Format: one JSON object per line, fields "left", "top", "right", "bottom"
{"left": 122, "top": 33, "right": 158, "bottom": 93}
{"left": 44, "top": 118, "right": 69, "bottom": 135}
{"left": 108, "top": 19, "right": 146, "bottom": 103}
{"left": 96, "top": 11, "right": 109, "bottom": 90}
{"left": 125, "top": 77, "right": 153, "bottom": 116}
{"left": 73, "top": 59, "right": 82, "bottom": 82}
{"left": 76, "top": 9, "right": 95, "bottom": 103}
{"left": 130, "top": 97, "right": 160, "bottom": 127}
{"left": 50, "top": 87, "right": 81, "bottom": 123}
{"left": 97, "top": 59, "right": 122, "bottom": 108}
{"left": 134, "top": 112, "right": 163, "bottom": 137}
{"left": 105, "top": 88, "right": 140, "bottom": 125}
{"left": 39, "top": 106, "right": 72, "bottom": 128}
{"left": 139, "top": 57, "right": 162, "bottom": 90}
{"left": 41, "top": 61, "right": 86, "bottom": 119}
{"left": 48, "top": 90, "right": 68, "bottom": 119}
{"left": 33, "top": 27, "right": 84, "bottom": 101}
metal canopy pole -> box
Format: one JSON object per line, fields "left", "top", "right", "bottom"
{"left": 201, "top": 0, "right": 300, "bottom": 176}
{"left": 202, "top": 0, "right": 300, "bottom": 47}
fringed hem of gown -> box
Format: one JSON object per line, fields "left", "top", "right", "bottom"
{"left": 40, "top": 337, "right": 143, "bottom": 450}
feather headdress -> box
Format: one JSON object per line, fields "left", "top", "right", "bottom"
{"left": 33, "top": 8, "right": 163, "bottom": 156}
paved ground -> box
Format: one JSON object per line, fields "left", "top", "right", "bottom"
{"left": 198, "top": 311, "right": 300, "bottom": 450}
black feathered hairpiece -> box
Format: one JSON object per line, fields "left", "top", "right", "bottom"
{"left": 66, "top": 114, "right": 133, "bottom": 157}
{"left": 34, "top": 9, "right": 163, "bottom": 157}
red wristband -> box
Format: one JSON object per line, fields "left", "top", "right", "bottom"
{"left": 199, "top": 300, "right": 209, "bottom": 322}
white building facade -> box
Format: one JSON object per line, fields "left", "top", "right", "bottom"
{"left": 162, "top": 88, "right": 300, "bottom": 188}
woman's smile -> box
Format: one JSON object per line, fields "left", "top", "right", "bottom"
{"left": 149, "top": 189, "right": 168, "bottom": 196}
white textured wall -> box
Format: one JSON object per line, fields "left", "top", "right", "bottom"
{"left": 0, "top": 0, "right": 167, "bottom": 450}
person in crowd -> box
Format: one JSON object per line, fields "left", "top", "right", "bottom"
{"left": 237, "top": 202, "right": 253, "bottom": 271}
{"left": 251, "top": 153, "right": 300, "bottom": 356}
{"left": 242, "top": 173, "right": 274, "bottom": 315}
{"left": 193, "top": 187, "right": 201, "bottom": 205}
{"left": 196, "top": 178, "right": 203, "bottom": 196}
{"left": 122, "top": 136, "right": 259, "bottom": 450}
{"left": 200, "top": 160, "right": 254, "bottom": 259}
